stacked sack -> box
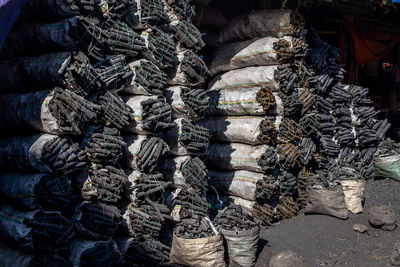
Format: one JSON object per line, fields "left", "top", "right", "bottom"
{"left": 200, "top": 9, "right": 305, "bottom": 224}
{"left": 0, "top": 0, "right": 210, "bottom": 265}
{"left": 202, "top": 9, "right": 393, "bottom": 228}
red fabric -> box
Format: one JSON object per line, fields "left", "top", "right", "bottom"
{"left": 344, "top": 22, "right": 398, "bottom": 63}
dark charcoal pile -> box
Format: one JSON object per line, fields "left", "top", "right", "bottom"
{"left": 0, "top": 0, "right": 210, "bottom": 264}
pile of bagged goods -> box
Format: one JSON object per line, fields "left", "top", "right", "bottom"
{"left": 0, "top": 0, "right": 398, "bottom": 266}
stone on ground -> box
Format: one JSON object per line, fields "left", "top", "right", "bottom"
{"left": 368, "top": 205, "right": 397, "bottom": 231}
{"left": 269, "top": 250, "right": 306, "bottom": 267}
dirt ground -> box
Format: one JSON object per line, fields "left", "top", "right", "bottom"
{"left": 251, "top": 178, "right": 400, "bottom": 267}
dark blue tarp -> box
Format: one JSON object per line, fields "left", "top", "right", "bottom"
{"left": 0, "top": 0, "right": 26, "bottom": 49}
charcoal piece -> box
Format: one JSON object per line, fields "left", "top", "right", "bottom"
{"left": 273, "top": 38, "right": 293, "bottom": 63}
{"left": 0, "top": 88, "right": 99, "bottom": 135}
{"left": 118, "top": 236, "right": 171, "bottom": 265}
{"left": 122, "top": 202, "right": 165, "bottom": 239}
{"left": 317, "top": 114, "right": 337, "bottom": 134}
{"left": 94, "top": 54, "right": 132, "bottom": 92}
{"left": 162, "top": 156, "right": 208, "bottom": 192}
{"left": 298, "top": 88, "right": 315, "bottom": 115}
{"left": 163, "top": 118, "right": 210, "bottom": 156}
{"left": 307, "top": 28, "right": 340, "bottom": 71}
{"left": 73, "top": 201, "right": 120, "bottom": 240}
{"left": 69, "top": 239, "right": 124, "bottom": 267}
{"left": 166, "top": 0, "right": 195, "bottom": 21}
{"left": 124, "top": 95, "right": 175, "bottom": 133}
{"left": 348, "top": 84, "right": 373, "bottom": 105}
{"left": 18, "top": 0, "right": 109, "bottom": 21}
{"left": 299, "top": 113, "right": 318, "bottom": 136}
{"left": 0, "top": 205, "right": 73, "bottom": 253}
{"left": 278, "top": 118, "right": 303, "bottom": 143}
{"left": 167, "top": 50, "right": 209, "bottom": 86}
{"left": 299, "top": 137, "right": 316, "bottom": 165}
{"left": 258, "top": 117, "right": 278, "bottom": 144}
{"left": 252, "top": 202, "right": 275, "bottom": 226}
{"left": 276, "top": 196, "right": 299, "bottom": 220}
{"left": 215, "top": 204, "right": 256, "bottom": 232}
{"left": 370, "top": 119, "right": 391, "bottom": 140}
{"left": 256, "top": 87, "right": 276, "bottom": 112}
{"left": 335, "top": 127, "right": 356, "bottom": 146}
{"left": 258, "top": 146, "right": 278, "bottom": 173}
{"left": 103, "top": 19, "right": 148, "bottom": 57}
{"left": 168, "top": 20, "right": 205, "bottom": 51}
{"left": 82, "top": 125, "right": 126, "bottom": 164}
{"left": 124, "top": 135, "right": 169, "bottom": 173}
{"left": 255, "top": 176, "right": 279, "bottom": 203}
{"left": 279, "top": 171, "right": 298, "bottom": 197}
{"left": 297, "top": 169, "right": 310, "bottom": 208}
{"left": 329, "top": 83, "right": 351, "bottom": 104}
{"left": 96, "top": 91, "right": 134, "bottom": 129}
{"left": 0, "top": 173, "right": 75, "bottom": 212}
{"left": 123, "top": 59, "right": 167, "bottom": 95}
{"left": 166, "top": 86, "right": 210, "bottom": 121}
{"left": 278, "top": 143, "right": 301, "bottom": 170}
{"left": 76, "top": 164, "right": 127, "bottom": 204}
{"left": 172, "top": 189, "right": 209, "bottom": 220}
{"left": 175, "top": 217, "right": 216, "bottom": 239}
{"left": 319, "top": 135, "right": 340, "bottom": 157}
{"left": 0, "top": 52, "right": 101, "bottom": 96}
{"left": 282, "top": 91, "right": 303, "bottom": 117}
{"left": 126, "top": 171, "right": 172, "bottom": 203}
{"left": 0, "top": 134, "right": 85, "bottom": 174}
{"left": 142, "top": 27, "right": 177, "bottom": 68}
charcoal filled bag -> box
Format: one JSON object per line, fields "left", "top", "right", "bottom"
{"left": 75, "top": 164, "right": 127, "bottom": 204}
{"left": 208, "top": 66, "right": 279, "bottom": 92}
{"left": 141, "top": 26, "right": 177, "bottom": 68}
{"left": 0, "top": 52, "right": 101, "bottom": 96}
{"left": 199, "top": 116, "right": 282, "bottom": 145}
{"left": 374, "top": 154, "right": 400, "bottom": 181}
{"left": 208, "top": 170, "right": 263, "bottom": 201}
{"left": 123, "top": 95, "right": 174, "bottom": 134}
{"left": 123, "top": 135, "right": 169, "bottom": 173}
{"left": 109, "top": 0, "right": 169, "bottom": 30}
{"left": 207, "top": 87, "right": 282, "bottom": 116}
{"left": 170, "top": 219, "right": 225, "bottom": 267}
{"left": 68, "top": 239, "right": 124, "bottom": 267}
{"left": 0, "top": 173, "right": 74, "bottom": 212}
{"left": 305, "top": 186, "right": 349, "bottom": 219}
{"left": 165, "top": 86, "right": 209, "bottom": 121}
{"left": 125, "top": 170, "right": 172, "bottom": 203}
{"left": 18, "top": 0, "right": 109, "bottom": 21}
{"left": 0, "top": 88, "right": 98, "bottom": 135}
{"left": 206, "top": 143, "right": 272, "bottom": 173}
{"left": 117, "top": 236, "right": 171, "bottom": 265}
{"left": 209, "top": 36, "right": 293, "bottom": 76}
{"left": 72, "top": 201, "right": 121, "bottom": 240}
{"left": 0, "top": 134, "right": 85, "bottom": 174}
{"left": 122, "top": 59, "right": 167, "bottom": 95}
{"left": 161, "top": 156, "right": 208, "bottom": 192}
{"left": 216, "top": 205, "right": 260, "bottom": 267}
{"left": 168, "top": 20, "right": 205, "bottom": 52}
{"left": 0, "top": 244, "right": 68, "bottom": 267}
{"left": 218, "top": 9, "right": 296, "bottom": 43}
{"left": 167, "top": 50, "right": 209, "bottom": 86}
{"left": 0, "top": 16, "right": 146, "bottom": 61}
{"left": 163, "top": 118, "right": 210, "bottom": 156}
{"left": 0, "top": 205, "right": 73, "bottom": 253}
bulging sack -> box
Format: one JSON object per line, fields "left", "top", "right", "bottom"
{"left": 209, "top": 170, "right": 263, "bottom": 201}
{"left": 206, "top": 143, "right": 271, "bottom": 173}
{"left": 374, "top": 154, "right": 400, "bottom": 180}
{"left": 209, "top": 36, "right": 292, "bottom": 76}
{"left": 170, "top": 232, "right": 225, "bottom": 267}
{"left": 341, "top": 180, "right": 365, "bottom": 214}
{"left": 199, "top": 116, "right": 282, "bottom": 145}
{"left": 305, "top": 186, "right": 349, "bottom": 219}
{"left": 221, "top": 226, "right": 260, "bottom": 267}
{"left": 218, "top": 9, "right": 295, "bottom": 43}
